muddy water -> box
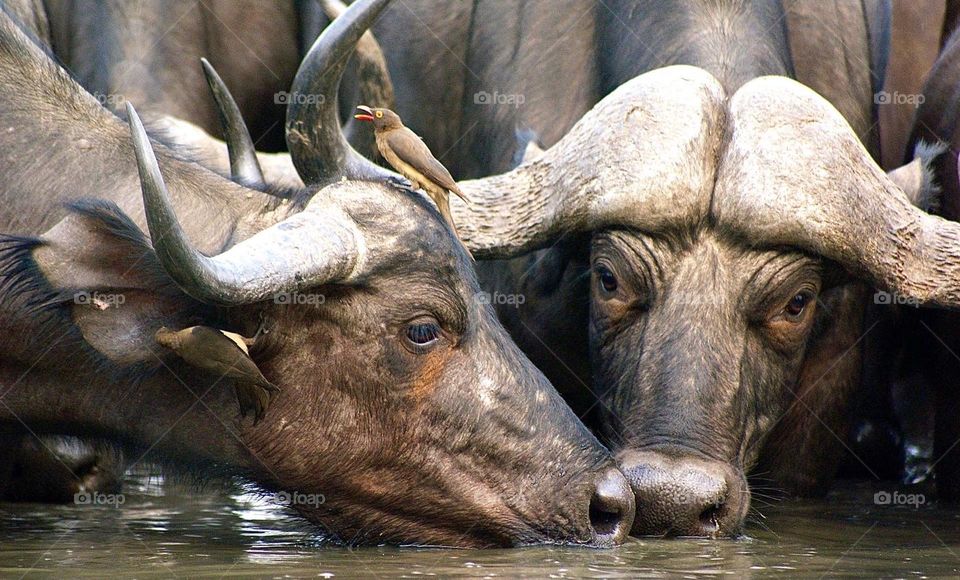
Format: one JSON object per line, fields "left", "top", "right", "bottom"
{"left": 0, "top": 474, "right": 957, "bottom": 578}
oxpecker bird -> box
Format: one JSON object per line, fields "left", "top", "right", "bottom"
{"left": 354, "top": 105, "right": 471, "bottom": 255}
{"left": 155, "top": 326, "right": 279, "bottom": 423}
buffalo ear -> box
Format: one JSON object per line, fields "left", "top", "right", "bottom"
{"left": 886, "top": 141, "right": 945, "bottom": 212}
{"left": 34, "top": 200, "right": 212, "bottom": 366}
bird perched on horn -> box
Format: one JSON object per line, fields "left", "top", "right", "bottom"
{"left": 354, "top": 105, "right": 471, "bottom": 255}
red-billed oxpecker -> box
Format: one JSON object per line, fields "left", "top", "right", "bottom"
{"left": 354, "top": 105, "right": 471, "bottom": 255}
{"left": 156, "top": 326, "right": 278, "bottom": 424}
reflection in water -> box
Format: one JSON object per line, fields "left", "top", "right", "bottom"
{"left": 1, "top": 472, "right": 958, "bottom": 577}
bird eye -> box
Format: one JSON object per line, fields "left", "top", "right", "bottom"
{"left": 403, "top": 320, "right": 444, "bottom": 354}
{"left": 375, "top": 110, "right": 383, "bottom": 118}
{"left": 595, "top": 266, "right": 619, "bottom": 294}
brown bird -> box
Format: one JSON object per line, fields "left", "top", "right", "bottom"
{"left": 155, "top": 326, "right": 279, "bottom": 424}
{"left": 354, "top": 105, "right": 471, "bottom": 255}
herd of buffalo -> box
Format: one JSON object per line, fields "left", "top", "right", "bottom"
{"left": 2, "top": 0, "right": 960, "bottom": 549}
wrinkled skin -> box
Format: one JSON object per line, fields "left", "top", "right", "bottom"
{"left": 590, "top": 230, "right": 851, "bottom": 532}
{"left": 0, "top": 4, "right": 635, "bottom": 547}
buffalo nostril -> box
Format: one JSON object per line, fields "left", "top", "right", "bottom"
{"left": 589, "top": 496, "right": 620, "bottom": 536}
{"left": 698, "top": 502, "right": 723, "bottom": 535}
{"left": 588, "top": 467, "right": 635, "bottom": 545}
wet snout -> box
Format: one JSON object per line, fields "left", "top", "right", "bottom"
{"left": 586, "top": 466, "right": 636, "bottom": 545}
{"left": 619, "top": 448, "right": 747, "bottom": 537}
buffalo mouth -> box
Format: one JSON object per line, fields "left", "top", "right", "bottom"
{"left": 279, "top": 464, "right": 635, "bottom": 547}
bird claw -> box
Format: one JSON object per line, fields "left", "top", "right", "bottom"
{"left": 236, "top": 383, "right": 278, "bottom": 425}
{"left": 250, "top": 311, "right": 274, "bottom": 343}
{"left": 388, "top": 176, "right": 415, "bottom": 191}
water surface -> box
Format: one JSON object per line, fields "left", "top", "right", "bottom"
{"left": 1, "top": 474, "right": 957, "bottom": 578}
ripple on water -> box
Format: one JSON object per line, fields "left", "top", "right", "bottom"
{"left": 1, "top": 477, "right": 960, "bottom": 576}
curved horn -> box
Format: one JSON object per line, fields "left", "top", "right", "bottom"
{"left": 285, "top": 0, "right": 395, "bottom": 183}
{"left": 320, "top": 0, "right": 395, "bottom": 159}
{"left": 451, "top": 66, "right": 728, "bottom": 259}
{"left": 127, "top": 103, "right": 363, "bottom": 305}
{"left": 200, "top": 58, "right": 266, "bottom": 189}
{"left": 715, "top": 76, "right": 960, "bottom": 309}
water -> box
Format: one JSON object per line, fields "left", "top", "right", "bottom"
{"left": 1, "top": 473, "right": 958, "bottom": 578}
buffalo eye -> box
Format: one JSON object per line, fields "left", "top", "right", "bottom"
{"left": 403, "top": 320, "right": 444, "bottom": 354}
{"left": 784, "top": 292, "right": 812, "bottom": 319}
{"left": 596, "top": 266, "right": 619, "bottom": 294}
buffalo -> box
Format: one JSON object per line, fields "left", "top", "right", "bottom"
{"left": 0, "top": 0, "right": 655, "bottom": 547}
{"left": 470, "top": 0, "right": 895, "bottom": 536}
{"left": 33, "top": 0, "right": 389, "bottom": 160}
{"left": 39, "top": 0, "right": 300, "bottom": 152}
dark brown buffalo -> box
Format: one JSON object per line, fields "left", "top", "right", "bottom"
{"left": 0, "top": 0, "right": 645, "bottom": 547}
{"left": 474, "top": 0, "right": 894, "bottom": 537}
{"left": 34, "top": 0, "right": 390, "bottom": 157}
{"left": 0, "top": 0, "right": 391, "bottom": 502}
{"left": 879, "top": 0, "right": 945, "bottom": 169}
{"left": 40, "top": 0, "right": 299, "bottom": 151}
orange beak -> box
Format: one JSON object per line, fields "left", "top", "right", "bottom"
{"left": 354, "top": 105, "right": 374, "bottom": 122}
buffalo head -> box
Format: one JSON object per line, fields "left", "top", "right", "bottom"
{"left": 588, "top": 77, "right": 956, "bottom": 536}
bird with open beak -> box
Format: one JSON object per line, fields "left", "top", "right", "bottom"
{"left": 354, "top": 105, "right": 471, "bottom": 255}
